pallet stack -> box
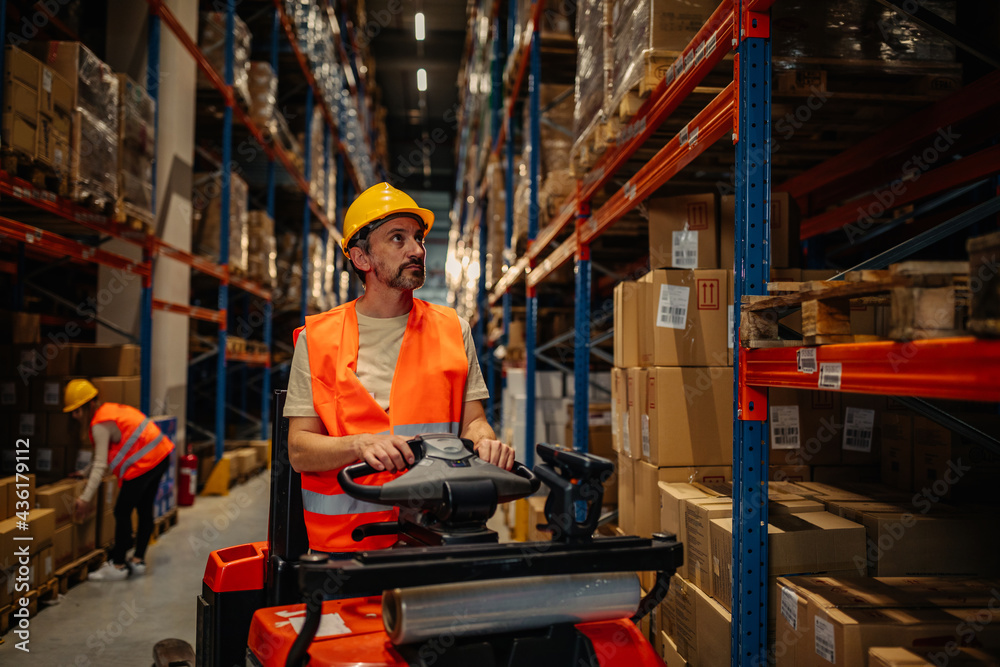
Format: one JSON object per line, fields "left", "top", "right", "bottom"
{"left": 192, "top": 171, "right": 250, "bottom": 276}
{"left": 2, "top": 45, "right": 73, "bottom": 191}
{"left": 115, "top": 74, "right": 156, "bottom": 229}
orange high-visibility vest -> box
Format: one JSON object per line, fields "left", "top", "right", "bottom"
{"left": 294, "top": 298, "right": 468, "bottom": 552}
{"left": 91, "top": 403, "right": 174, "bottom": 484}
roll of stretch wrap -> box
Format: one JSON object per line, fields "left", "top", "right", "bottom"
{"left": 383, "top": 572, "right": 640, "bottom": 645}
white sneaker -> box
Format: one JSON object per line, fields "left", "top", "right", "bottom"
{"left": 89, "top": 562, "right": 130, "bottom": 582}
{"left": 130, "top": 561, "right": 147, "bottom": 576}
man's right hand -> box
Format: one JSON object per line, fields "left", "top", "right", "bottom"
{"left": 358, "top": 435, "right": 416, "bottom": 473}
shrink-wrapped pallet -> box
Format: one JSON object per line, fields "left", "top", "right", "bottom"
{"left": 192, "top": 172, "right": 249, "bottom": 276}
{"left": 247, "top": 211, "right": 278, "bottom": 289}
{"left": 116, "top": 74, "right": 155, "bottom": 219}
{"left": 247, "top": 61, "right": 277, "bottom": 127}
{"left": 198, "top": 12, "right": 251, "bottom": 107}
{"left": 572, "top": 0, "right": 610, "bottom": 165}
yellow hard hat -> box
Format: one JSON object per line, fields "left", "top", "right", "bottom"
{"left": 342, "top": 183, "right": 434, "bottom": 256}
{"left": 63, "top": 379, "right": 98, "bottom": 412}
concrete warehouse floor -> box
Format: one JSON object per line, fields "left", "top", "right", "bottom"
{"left": 0, "top": 471, "right": 511, "bottom": 665}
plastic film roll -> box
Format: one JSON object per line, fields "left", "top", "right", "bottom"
{"left": 383, "top": 572, "right": 640, "bottom": 645}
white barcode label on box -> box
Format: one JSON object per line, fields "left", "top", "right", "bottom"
{"left": 769, "top": 405, "right": 801, "bottom": 449}
{"left": 664, "top": 62, "right": 675, "bottom": 86}
{"left": 1, "top": 381, "right": 15, "bottom": 406}
{"left": 641, "top": 415, "right": 650, "bottom": 458}
{"left": 689, "top": 126, "right": 699, "bottom": 146}
{"left": 672, "top": 230, "right": 699, "bottom": 268}
{"left": 54, "top": 148, "right": 63, "bottom": 167}
{"left": 37, "top": 449, "right": 53, "bottom": 472}
{"left": 656, "top": 285, "right": 690, "bottom": 330}
{"left": 706, "top": 33, "right": 717, "bottom": 56}
{"left": 728, "top": 305, "right": 734, "bottom": 349}
{"left": 684, "top": 50, "right": 695, "bottom": 72}
{"left": 19, "top": 414, "right": 35, "bottom": 436}
{"left": 815, "top": 616, "right": 836, "bottom": 663}
{"left": 44, "top": 381, "right": 60, "bottom": 405}
{"left": 818, "top": 363, "right": 842, "bottom": 390}
{"left": 781, "top": 587, "right": 799, "bottom": 630}
{"left": 42, "top": 69, "right": 53, "bottom": 92}
{"left": 797, "top": 348, "right": 817, "bottom": 374}
{"left": 678, "top": 124, "right": 689, "bottom": 146}
{"left": 843, "top": 407, "right": 875, "bottom": 452}
{"left": 695, "top": 42, "right": 706, "bottom": 64}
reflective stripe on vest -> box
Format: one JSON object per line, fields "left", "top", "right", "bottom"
{"left": 108, "top": 417, "right": 151, "bottom": 472}
{"left": 115, "top": 433, "right": 165, "bottom": 478}
{"left": 300, "top": 299, "right": 469, "bottom": 552}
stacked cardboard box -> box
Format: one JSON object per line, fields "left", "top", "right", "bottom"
{"left": 776, "top": 575, "right": 1000, "bottom": 667}
{"left": 247, "top": 211, "right": 277, "bottom": 289}
{"left": 192, "top": 171, "right": 250, "bottom": 275}
{"left": 115, "top": 74, "right": 155, "bottom": 221}
{"left": 25, "top": 42, "right": 119, "bottom": 205}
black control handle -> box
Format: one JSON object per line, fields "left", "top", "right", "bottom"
{"left": 337, "top": 440, "right": 422, "bottom": 500}
{"left": 510, "top": 461, "right": 541, "bottom": 493}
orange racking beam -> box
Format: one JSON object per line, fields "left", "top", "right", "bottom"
{"left": 800, "top": 142, "right": 1000, "bottom": 239}
{"left": 230, "top": 276, "right": 272, "bottom": 300}
{"left": 0, "top": 216, "right": 150, "bottom": 278}
{"left": 744, "top": 337, "right": 1000, "bottom": 402}
{"left": 488, "top": 257, "right": 529, "bottom": 306}
{"left": 527, "top": 0, "right": 734, "bottom": 262}
{"left": 153, "top": 299, "right": 224, "bottom": 324}
{"left": 152, "top": 240, "right": 228, "bottom": 281}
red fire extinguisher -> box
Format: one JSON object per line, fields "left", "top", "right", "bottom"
{"left": 179, "top": 445, "right": 198, "bottom": 506}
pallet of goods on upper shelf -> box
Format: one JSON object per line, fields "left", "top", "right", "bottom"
{"left": 197, "top": 11, "right": 252, "bottom": 108}
{"left": 114, "top": 74, "right": 155, "bottom": 232}
{"left": 191, "top": 171, "right": 250, "bottom": 278}
{"left": 741, "top": 261, "right": 970, "bottom": 348}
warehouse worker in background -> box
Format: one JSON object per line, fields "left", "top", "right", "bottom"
{"left": 64, "top": 379, "right": 175, "bottom": 581}
{"left": 285, "top": 182, "right": 515, "bottom": 555}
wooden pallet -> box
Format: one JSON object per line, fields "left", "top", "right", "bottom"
{"left": 967, "top": 231, "right": 1000, "bottom": 337}
{"left": 225, "top": 336, "right": 248, "bottom": 355}
{"left": 0, "top": 590, "right": 41, "bottom": 636}
{"left": 741, "top": 262, "right": 968, "bottom": 347}
{"left": 54, "top": 549, "right": 107, "bottom": 593}
{"left": 771, "top": 57, "right": 963, "bottom": 103}
{"left": 152, "top": 507, "right": 179, "bottom": 540}
{"left": 245, "top": 340, "right": 269, "bottom": 355}
{"left": 113, "top": 200, "right": 155, "bottom": 235}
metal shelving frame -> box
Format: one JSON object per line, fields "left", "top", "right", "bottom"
{"left": 459, "top": 0, "right": 1000, "bottom": 664}
{"left": 0, "top": 1, "right": 379, "bottom": 460}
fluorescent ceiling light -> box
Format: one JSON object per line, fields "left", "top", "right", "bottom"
{"left": 417, "top": 68, "right": 427, "bottom": 92}
{"left": 415, "top": 12, "right": 425, "bottom": 41}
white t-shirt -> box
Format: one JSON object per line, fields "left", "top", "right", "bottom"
{"left": 284, "top": 309, "right": 490, "bottom": 418}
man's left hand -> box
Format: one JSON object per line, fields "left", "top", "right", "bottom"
{"left": 474, "top": 440, "right": 515, "bottom": 470}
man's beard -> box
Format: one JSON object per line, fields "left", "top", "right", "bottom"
{"left": 374, "top": 258, "right": 425, "bottom": 290}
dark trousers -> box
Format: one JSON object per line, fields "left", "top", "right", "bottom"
{"left": 111, "top": 455, "right": 170, "bottom": 565}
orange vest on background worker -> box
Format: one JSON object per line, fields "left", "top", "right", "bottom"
{"left": 91, "top": 403, "right": 174, "bottom": 484}
{"left": 295, "top": 298, "right": 468, "bottom": 552}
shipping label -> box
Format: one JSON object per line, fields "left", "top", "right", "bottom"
{"left": 780, "top": 587, "right": 799, "bottom": 630}
{"left": 656, "top": 285, "right": 689, "bottom": 330}
{"left": 728, "top": 305, "right": 734, "bottom": 349}
{"left": 769, "top": 405, "right": 801, "bottom": 449}
{"left": 818, "top": 363, "right": 842, "bottom": 390}
{"left": 672, "top": 231, "right": 699, "bottom": 268}
{"left": 641, "top": 415, "right": 650, "bottom": 458}
{"left": 842, "top": 407, "right": 875, "bottom": 452}
{"left": 814, "top": 616, "right": 836, "bottom": 663}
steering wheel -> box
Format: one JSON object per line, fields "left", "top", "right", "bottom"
{"left": 337, "top": 434, "right": 539, "bottom": 512}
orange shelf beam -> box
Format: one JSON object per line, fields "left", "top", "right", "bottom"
{"left": 744, "top": 337, "right": 1000, "bottom": 402}
{"left": 488, "top": 257, "right": 529, "bottom": 306}
{"left": 0, "top": 216, "right": 150, "bottom": 277}
{"left": 226, "top": 351, "right": 271, "bottom": 367}
{"left": 153, "top": 299, "right": 224, "bottom": 324}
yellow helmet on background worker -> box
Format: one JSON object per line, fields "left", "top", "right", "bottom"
{"left": 341, "top": 183, "right": 434, "bottom": 256}
{"left": 63, "top": 379, "right": 99, "bottom": 412}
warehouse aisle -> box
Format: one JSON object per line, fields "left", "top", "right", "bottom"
{"left": 0, "top": 472, "right": 271, "bottom": 666}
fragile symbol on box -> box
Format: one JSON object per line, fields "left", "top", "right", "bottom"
{"left": 686, "top": 201, "right": 710, "bottom": 230}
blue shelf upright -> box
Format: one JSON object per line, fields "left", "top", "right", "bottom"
{"left": 523, "top": 0, "right": 541, "bottom": 468}
{"left": 732, "top": 4, "right": 772, "bottom": 665}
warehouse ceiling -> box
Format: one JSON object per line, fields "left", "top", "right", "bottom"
{"left": 364, "top": 0, "right": 468, "bottom": 199}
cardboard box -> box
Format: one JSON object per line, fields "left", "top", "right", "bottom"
{"left": 626, "top": 368, "right": 647, "bottom": 459}
{"left": 635, "top": 461, "right": 732, "bottom": 538}
{"left": 26, "top": 508, "right": 55, "bottom": 553}
{"left": 643, "top": 366, "right": 732, "bottom": 466}
{"left": 250, "top": 440, "right": 270, "bottom": 468}
{"left": 97, "top": 509, "right": 115, "bottom": 548}
{"left": 97, "top": 474, "right": 118, "bottom": 515}
{"left": 1, "top": 111, "right": 36, "bottom": 156}
{"left": 881, "top": 413, "right": 913, "bottom": 492}
{"left": 646, "top": 269, "right": 731, "bottom": 367}
{"left": 665, "top": 574, "right": 697, "bottom": 662}
{"left": 711, "top": 512, "right": 867, "bottom": 611}
{"left": 33, "top": 377, "right": 80, "bottom": 412}
{"left": 4, "top": 79, "right": 38, "bottom": 119}
{"left": 911, "top": 414, "right": 1000, "bottom": 501}
{"left": 47, "top": 413, "right": 81, "bottom": 445}
{"left": 768, "top": 388, "right": 842, "bottom": 467}
{"left": 1, "top": 474, "right": 35, "bottom": 514}
{"left": 617, "top": 452, "right": 635, "bottom": 534}
{"left": 869, "top": 646, "right": 1000, "bottom": 667}
{"left": 660, "top": 631, "right": 686, "bottom": 666}
{"left": 526, "top": 495, "right": 550, "bottom": 542}
{"left": 74, "top": 515, "right": 96, "bottom": 558}
{"left": 75, "top": 344, "right": 141, "bottom": 377}
{"left": 693, "top": 580, "right": 732, "bottom": 667}
{"left": 648, "top": 193, "right": 719, "bottom": 269}
{"left": 840, "top": 394, "right": 883, "bottom": 466}
{"left": 234, "top": 448, "right": 257, "bottom": 477}
{"left": 4, "top": 45, "right": 43, "bottom": 88}
{"left": 659, "top": 482, "right": 720, "bottom": 578}
{"left": 69, "top": 480, "right": 97, "bottom": 522}
{"left": 614, "top": 281, "right": 643, "bottom": 368}
{"left": 0, "top": 378, "right": 30, "bottom": 411}
{"left": 34, "top": 481, "right": 77, "bottom": 527}
{"left": 14, "top": 343, "right": 75, "bottom": 376}
{"left": 89, "top": 376, "right": 123, "bottom": 405}
{"left": 0, "top": 518, "right": 18, "bottom": 569}
{"left": 38, "top": 63, "right": 73, "bottom": 116}
{"left": 770, "top": 465, "right": 811, "bottom": 482}
{"left": 611, "top": 368, "right": 626, "bottom": 455}
{"left": 721, "top": 192, "right": 801, "bottom": 270}
{"left": 33, "top": 545, "right": 54, "bottom": 583}
{"left": 51, "top": 522, "right": 74, "bottom": 570}
{"left": 685, "top": 497, "right": 732, "bottom": 593}
{"left": 120, "top": 376, "right": 141, "bottom": 408}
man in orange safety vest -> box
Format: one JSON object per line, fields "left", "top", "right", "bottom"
{"left": 284, "top": 183, "right": 515, "bottom": 555}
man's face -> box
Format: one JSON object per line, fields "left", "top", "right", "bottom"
{"left": 365, "top": 216, "right": 427, "bottom": 290}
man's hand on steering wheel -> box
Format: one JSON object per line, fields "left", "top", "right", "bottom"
{"left": 474, "top": 439, "right": 515, "bottom": 471}
{"left": 358, "top": 435, "right": 416, "bottom": 472}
